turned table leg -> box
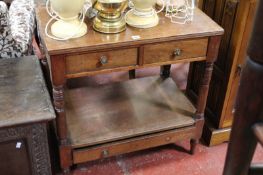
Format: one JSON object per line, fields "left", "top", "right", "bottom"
{"left": 53, "top": 85, "right": 67, "bottom": 142}
{"left": 50, "top": 56, "right": 72, "bottom": 174}
{"left": 160, "top": 65, "right": 171, "bottom": 79}
{"left": 53, "top": 85, "right": 71, "bottom": 174}
{"left": 191, "top": 62, "right": 213, "bottom": 153}
{"left": 191, "top": 36, "right": 222, "bottom": 153}
{"left": 129, "top": 70, "right": 136, "bottom": 79}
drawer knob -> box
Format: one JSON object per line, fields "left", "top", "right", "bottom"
{"left": 100, "top": 56, "right": 108, "bottom": 65}
{"left": 102, "top": 150, "right": 109, "bottom": 157}
{"left": 173, "top": 48, "right": 182, "bottom": 57}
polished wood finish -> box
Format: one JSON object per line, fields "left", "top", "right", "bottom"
{"left": 202, "top": 119, "right": 231, "bottom": 146}
{"left": 223, "top": 1, "right": 263, "bottom": 174}
{"left": 188, "top": 0, "right": 258, "bottom": 146}
{"left": 66, "top": 76, "right": 195, "bottom": 148}
{"left": 65, "top": 76, "right": 203, "bottom": 164}
{"left": 36, "top": 5, "right": 223, "bottom": 173}
{"left": 189, "top": 35, "right": 222, "bottom": 153}
{"left": 143, "top": 38, "right": 208, "bottom": 64}
{"left": 36, "top": 8, "right": 223, "bottom": 55}
{"left": 65, "top": 48, "right": 138, "bottom": 75}
{"left": 160, "top": 65, "right": 172, "bottom": 78}
{"left": 73, "top": 126, "right": 196, "bottom": 163}
{"left": 221, "top": 0, "right": 258, "bottom": 128}
{"left": 0, "top": 56, "right": 55, "bottom": 175}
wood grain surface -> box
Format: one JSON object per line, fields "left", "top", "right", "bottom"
{"left": 35, "top": 4, "right": 223, "bottom": 172}
{"left": 144, "top": 38, "right": 208, "bottom": 64}
{"left": 65, "top": 76, "right": 195, "bottom": 148}
{"left": 65, "top": 48, "right": 138, "bottom": 74}
{"left": 73, "top": 126, "right": 196, "bottom": 163}
{"left": 36, "top": 6, "right": 223, "bottom": 55}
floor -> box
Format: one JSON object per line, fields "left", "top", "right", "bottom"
{"left": 72, "top": 141, "right": 263, "bottom": 175}
{"left": 57, "top": 64, "right": 263, "bottom": 175}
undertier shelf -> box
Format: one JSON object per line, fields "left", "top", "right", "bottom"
{"left": 65, "top": 76, "right": 196, "bottom": 148}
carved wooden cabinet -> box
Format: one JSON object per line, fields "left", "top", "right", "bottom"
{"left": 0, "top": 56, "right": 55, "bottom": 175}
{"left": 188, "top": 0, "right": 258, "bottom": 146}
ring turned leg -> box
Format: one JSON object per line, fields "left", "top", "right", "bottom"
{"left": 53, "top": 85, "right": 72, "bottom": 174}
{"left": 190, "top": 139, "right": 198, "bottom": 155}
{"left": 129, "top": 70, "right": 136, "bottom": 79}
{"left": 160, "top": 65, "right": 171, "bottom": 79}
{"left": 191, "top": 62, "right": 214, "bottom": 154}
{"left": 50, "top": 56, "right": 72, "bottom": 174}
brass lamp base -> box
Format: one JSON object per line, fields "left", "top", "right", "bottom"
{"left": 93, "top": 15, "right": 126, "bottom": 34}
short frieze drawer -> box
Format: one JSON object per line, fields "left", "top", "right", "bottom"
{"left": 65, "top": 48, "right": 138, "bottom": 74}
{"left": 143, "top": 38, "right": 208, "bottom": 64}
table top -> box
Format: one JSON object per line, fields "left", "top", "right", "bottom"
{"left": 0, "top": 56, "right": 55, "bottom": 128}
{"left": 36, "top": 6, "right": 224, "bottom": 56}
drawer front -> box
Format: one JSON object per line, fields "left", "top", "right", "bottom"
{"left": 66, "top": 48, "right": 138, "bottom": 74}
{"left": 143, "top": 38, "right": 208, "bottom": 64}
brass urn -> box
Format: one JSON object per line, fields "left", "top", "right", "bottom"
{"left": 93, "top": 0, "right": 128, "bottom": 34}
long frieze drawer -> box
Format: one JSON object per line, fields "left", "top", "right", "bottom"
{"left": 143, "top": 38, "right": 208, "bottom": 64}
{"left": 65, "top": 48, "right": 138, "bottom": 74}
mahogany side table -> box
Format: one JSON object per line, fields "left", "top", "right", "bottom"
{"left": 36, "top": 6, "right": 224, "bottom": 174}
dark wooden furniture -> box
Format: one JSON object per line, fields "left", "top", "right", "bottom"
{"left": 223, "top": 1, "right": 263, "bottom": 174}
{"left": 36, "top": 5, "right": 223, "bottom": 174}
{"left": 187, "top": 0, "right": 258, "bottom": 146}
{"left": 3, "top": 0, "right": 13, "bottom": 6}
{"left": 0, "top": 56, "right": 55, "bottom": 175}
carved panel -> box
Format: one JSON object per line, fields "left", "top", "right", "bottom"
{"left": 203, "top": 0, "right": 217, "bottom": 18}
{"left": 216, "top": 0, "right": 239, "bottom": 72}
{"left": 0, "top": 123, "right": 52, "bottom": 175}
{"left": 205, "top": 69, "right": 225, "bottom": 124}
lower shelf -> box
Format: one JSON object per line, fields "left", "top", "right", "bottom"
{"left": 73, "top": 126, "right": 197, "bottom": 163}
{"left": 65, "top": 76, "right": 196, "bottom": 149}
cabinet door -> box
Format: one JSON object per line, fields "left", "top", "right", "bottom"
{"left": 0, "top": 124, "right": 52, "bottom": 175}
{"left": 0, "top": 139, "right": 32, "bottom": 175}
{"left": 200, "top": 0, "right": 225, "bottom": 23}
{"left": 221, "top": 0, "right": 259, "bottom": 127}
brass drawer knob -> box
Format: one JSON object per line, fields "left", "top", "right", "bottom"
{"left": 100, "top": 56, "right": 108, "bottom": 65}
{"left": 102, "top": 150, "right": 109, "bottom": 157}
{"left": 173, "top": 48, "right": 182, "bottom": 57}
